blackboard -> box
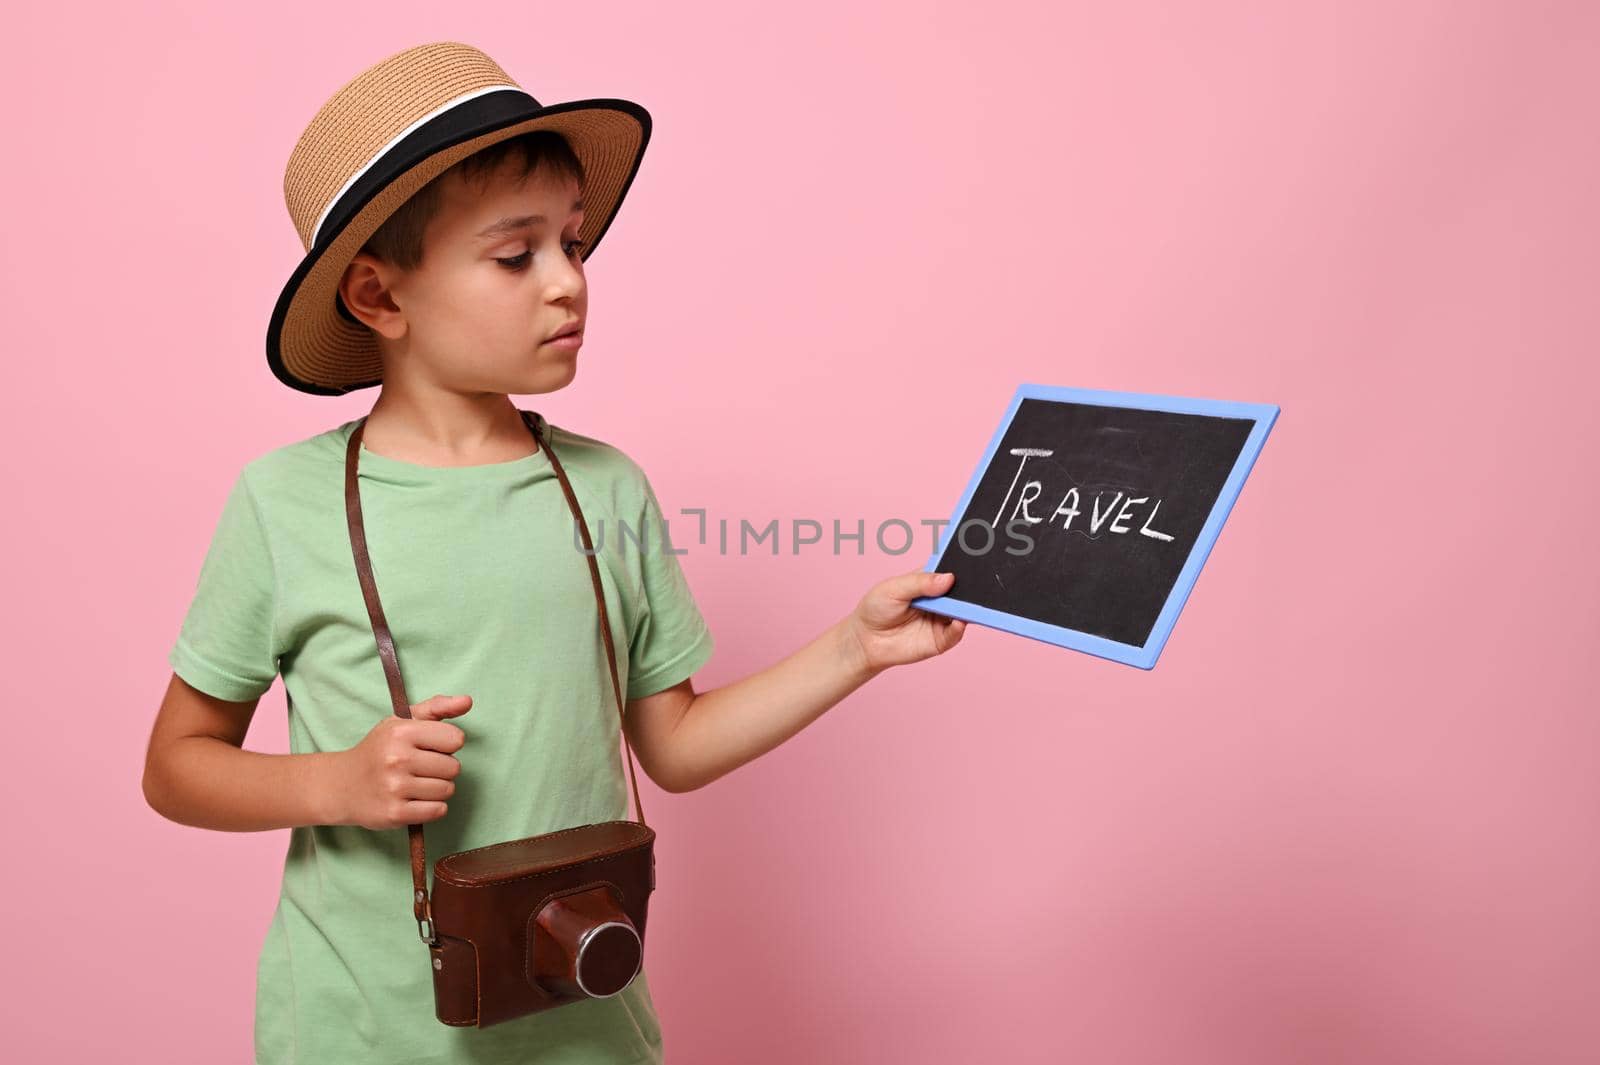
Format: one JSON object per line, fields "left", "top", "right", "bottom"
{"left": 911, "top": 384, "right": 1279, "bottom": 669}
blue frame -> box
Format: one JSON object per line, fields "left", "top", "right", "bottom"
{"left": 910, "top": 383, "right": 1280, "bottom": 669}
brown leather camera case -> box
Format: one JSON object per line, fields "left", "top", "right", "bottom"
{"left": 428, "top": 822, "right": 656, "bottom": 1027}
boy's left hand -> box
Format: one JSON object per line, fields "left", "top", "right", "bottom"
{"left": 844, "top": 569, "right": 968, "bottom": 676}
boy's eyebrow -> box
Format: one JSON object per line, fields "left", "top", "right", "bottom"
{"left": 475, "top": 199, "right": 585, "bottom": 240}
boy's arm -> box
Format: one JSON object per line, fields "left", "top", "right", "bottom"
{"left": 625, "top": 569, "right": 966, "bottom": 794}
{"left": 142, "top": 672, "right": 344, "bottom": 831}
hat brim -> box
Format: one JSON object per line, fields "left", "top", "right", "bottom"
{"left": 267, "top": 91, "right": 650, "bottom": 395}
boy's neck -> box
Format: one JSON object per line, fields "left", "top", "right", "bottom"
{"left": 360, "top": 388, "right": 539, "bottom": 467}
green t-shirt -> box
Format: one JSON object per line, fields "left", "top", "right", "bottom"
{"left": 167, "top": 409, "right": 714, "bottom": 1065}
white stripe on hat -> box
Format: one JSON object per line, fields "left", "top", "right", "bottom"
{"left": 309, "top": 83, "right": 523, "bottom": 247}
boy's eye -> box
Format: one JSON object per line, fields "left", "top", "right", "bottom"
{"left": 495, "top": 239, "right": 587, "bottom": 271}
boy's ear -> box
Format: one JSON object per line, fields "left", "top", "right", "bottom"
{"left": 338, "top": 252, "right": 407, "bottom": 341}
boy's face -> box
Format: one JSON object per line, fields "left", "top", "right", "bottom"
{"left": 343, "top": 158, "right": 589, "bottom": 395}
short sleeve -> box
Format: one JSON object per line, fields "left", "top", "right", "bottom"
{"left": 168, "top": 469, "right": 280, "bottom": 702}
{"left": 625, "top": 478, "right": 714, "bottom": 701}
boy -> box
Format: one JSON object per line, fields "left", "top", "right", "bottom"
{"left": 142, "top": 42, "right": 966, "bottom": 1065}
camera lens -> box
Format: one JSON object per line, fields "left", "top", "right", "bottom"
{"left": 532, "top": 886, "right": 642, "bottom": 999}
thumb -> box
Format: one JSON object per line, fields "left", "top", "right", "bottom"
{"left": 885, "top": 569, "right": 955, "bottom": 602}
{"left": 412, "top": 693, "right": 473, "bottom": 721}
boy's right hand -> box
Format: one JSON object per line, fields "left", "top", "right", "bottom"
{"left": 328, "top": 694, "right": 472, "bottom": 830}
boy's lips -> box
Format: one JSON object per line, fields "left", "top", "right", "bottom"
{"left": 542, "top": 330, "right": 583, "bottom": 350}
{"left": 546, "top": 320, "right": 583, "bottom": 341}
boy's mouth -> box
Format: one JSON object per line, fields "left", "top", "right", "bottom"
{"left": 547, "top": 320, "right": 584, "bottom": 341}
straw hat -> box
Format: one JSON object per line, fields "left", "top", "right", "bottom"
{"left": 267, "top": 41, "right": 652, "bottom": 395}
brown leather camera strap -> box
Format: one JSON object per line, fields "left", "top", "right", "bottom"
{"left": 343, "top": 408, "right": 646, "bottom": 943}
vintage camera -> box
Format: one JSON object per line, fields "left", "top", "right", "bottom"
{"left": 426, "top": 821, "right": 656, "bottom": 1028}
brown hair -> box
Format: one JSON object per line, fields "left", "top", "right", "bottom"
{"left": 361, "top": 129, "right": 587, "bottom": 272}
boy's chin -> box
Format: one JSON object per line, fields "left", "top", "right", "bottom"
{"left": 507, "top": 361, "right": 578, "bottom": 395}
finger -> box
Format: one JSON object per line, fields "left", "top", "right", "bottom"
{"left": 411, "top": 720, "right": 467, "bottom": 755}
{"left": 400, "top": 800, "right": 449, "bottom": 823}
{"left": 411, "top": 693, "right": 473, "bottom": 722}
{"left": 404, "top": 775, "right": 456, "bottom": 802}
{"left": 926, "top": 614, "right": 966, "bottom": 655}
{"left": 884, "top": 569, "right": 955, "bottom": 603}
{"left": 410, "top": 749, "right": 463, "bottom": 780}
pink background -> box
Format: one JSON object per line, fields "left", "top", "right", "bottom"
{"left": 5, "top": 2, "right": 1597, "bottom": 1062}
